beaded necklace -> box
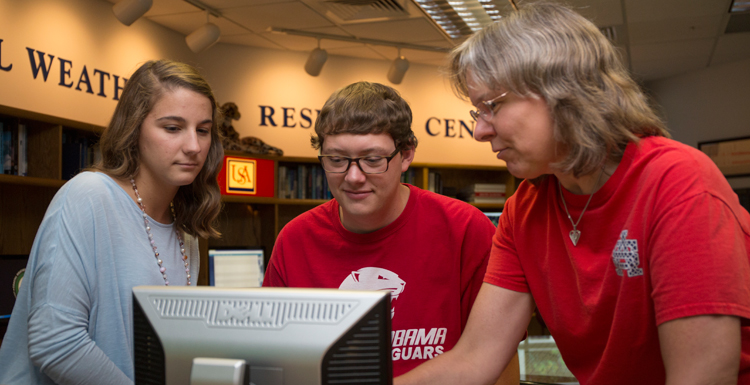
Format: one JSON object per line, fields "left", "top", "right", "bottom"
{"left": 130, "top": 179, "right": 191, "bottom": 286}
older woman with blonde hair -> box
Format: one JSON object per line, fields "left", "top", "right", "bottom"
{"left": 398, "top": 2, "right": 750, "bottom": 385}
{"left": 0, "top": 59, "right": 223, "bottom": 385}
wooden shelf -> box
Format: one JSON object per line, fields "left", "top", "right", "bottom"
{"left": 471, "top": 202, "right": 505, "bottom": 210}
{"left": 220, "top": 196, "right": 279, "bottom": 205}
{"left": 274, "top": 198, "right": 330, "bottom": 205}
{"left": 1, "top": 107, "right": 515, "bottom": 264}
{"left": 0, "top": 104, "right": 103, "bottom": 134}
{"left": 0, "top": 174, "right": 66, "bottom": 188}
{"left": 411, "top": 161, "right": 507, "bottom": 171}
{"left": 220, "top": 195, "right": 330, "bottom": 206}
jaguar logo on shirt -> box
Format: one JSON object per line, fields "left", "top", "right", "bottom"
{"left": 339, "top": 267, "right": 405, "bottom": 318}
{"left": 612, "top": 230, "right": 644, "bottom": 277}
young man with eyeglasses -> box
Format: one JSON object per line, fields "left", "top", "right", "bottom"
{"left": 263, "top": 81, "right": 519, "bottom": 382}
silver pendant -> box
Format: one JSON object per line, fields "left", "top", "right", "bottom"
{"left": 569, "top": 229, "right": 581, "bottom": 246}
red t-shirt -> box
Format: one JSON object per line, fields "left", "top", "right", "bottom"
{"left": 487, "top": 136, "right": 750, "bottom": 384}
{"left": 264, "top": 184, "right": 496, "bottom": 376}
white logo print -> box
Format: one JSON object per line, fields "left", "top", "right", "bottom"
{"left": 612, "top": 230, "right": 644, "bottom": 277}
{"left": 339, "top": 267, "right": 406, "bottom": 318}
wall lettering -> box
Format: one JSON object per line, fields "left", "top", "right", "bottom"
{"left": 58, "top": 57, "right": 73, "bottom": 88}
{"left": 259, "top": 106, "right": 473, "bottom": 139}
{"left": 0, "top": 39, "right": 12, "bottom": 72}
{"left": 113, "top": 75, "right": 126, "bottom": 101}
{"left": 299, "top": 108, "right": 313, "bottom": 128}
{"left": 425, "top": 117, "right": 474, "bottom": 138}
{"left": 76, "top": 65, "right": 93, "bottom": 94}
{"left": 0, "top": 39, "right": 128, "bottom": 100}
{"left": 94, "top": 69, "right": 110, "bottom": 97}
{"left": 282, "top": 107, "right": 296, "bottom": 128}
{"left": 259, "top": 105, "right": 320, "bottom": 129}
{"left": 259, "top": 105, "right": 276, "bottom": 127}
{"left": 27, "top": 48, "right": 54, "bottom": 81}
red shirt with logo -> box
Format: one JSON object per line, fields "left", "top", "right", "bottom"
{"left": 264, "top": 184, "right": 496, "bottom": 376}
{"left": 487, "top": 136, "right": 750, "bottom": 384}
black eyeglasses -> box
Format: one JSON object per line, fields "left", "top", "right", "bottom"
{"left": 470, "top": 91, "right": 509, "bottom": 122}
{"left": 318, "top": 148, "right": 401, "bottom": 174}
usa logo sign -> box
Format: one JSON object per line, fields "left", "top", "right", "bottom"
{"left": 218, "top": 156, "right": 275, "bottom": 198}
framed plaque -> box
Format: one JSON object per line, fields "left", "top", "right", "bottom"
{"left": 698, "top": 136, "right": 750, "bottom": 178}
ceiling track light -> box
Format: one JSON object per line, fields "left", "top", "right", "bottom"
{"left": 387, "top": 48, "right": 409, "bottom": 85}
{"left": 186, "top": 10, "right": 221, "bottom": 53}
{"left": 268, "top": 27, "right": 449, "bottom": 53}
{"left": 304, "top": 39, "right": 328, "bottom": 77}
{"left": 112, "top": 0, "right": 153, "bottom": 26}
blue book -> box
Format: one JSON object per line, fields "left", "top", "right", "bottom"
{"left": 0, "top": 122, "right": 6, "bottom": 174}
{"left": 17, "top": 124, "right": 27, "bottom": 176}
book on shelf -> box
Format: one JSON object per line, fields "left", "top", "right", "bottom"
{"left": 470, "top": 191, "right": 506, "bottom": 199}
{"left": 427, "top": 171, "right": 442, "bottom": 193}
{"left": 62, "top": 142, "right": 83, "bottom": 180}
{"left": 287, "top": 167, "right": 297, "bottom": 199}
{"left": 459, "top": 183, "right": 506, "bottom": 203}
{"left": 17, "top": 123, "right": 27, "bottom": 176}
{"left": 278, "top": 165, "right": 288, "bottom": 198}
{"left": 1, "top": 119, "right": 21, "bottom": 176}
{"left": 469, "top": 196, "right": 506, "bottom": 204}
{"left": 467, "top": 183, "right": 506, "bottom": 192}
{"left": 278, "top": 164, "right": 330, "bottom": 200}
{"left": 1, "top": 121, "right": 11, "bottom": 175}
{"left": 311, "top": 166, "right": 325, "bottom": 200}
{"left": 62, "top": 132, "right": 101, "bottom": 180}
{"left": 400, "top": 168, "right": 416, "bottom": 185}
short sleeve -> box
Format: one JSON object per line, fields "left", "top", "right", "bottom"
{"left": 649, "top": 192, "right": 750, "bottom": 325}
{"left": 484, "top": 197, "right": 530, "bottom": 293}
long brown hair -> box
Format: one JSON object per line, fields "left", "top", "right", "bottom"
{"left": 449, "top": 2, "right": 668, "bottom": 178}
{"left": 95, "top": 60, "right": 223, "bottom": 238}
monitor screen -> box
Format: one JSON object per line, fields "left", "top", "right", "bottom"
{"left": 133, "top": 286, "right": 393, "bottom": 385}
{"left": 208, "top": 248, "right": 265, "bottom": 287}
{"left": 484, "top": 212, "right": 502, "bottom": 227}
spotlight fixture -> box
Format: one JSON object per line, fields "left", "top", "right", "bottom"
{"left": 304, "top": 39, "right": 328, "bottom": 77}
{"left": 387, "top": 50, "right": 409, "bottom": 85}
{"left": 186, "top": 10, "right": 221, "bottom": 53}
{"left": 112, "top": 0, "right": 152, "bottom": 26}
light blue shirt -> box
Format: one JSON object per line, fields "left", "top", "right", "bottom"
{"left": 0, "top": 172, "right": 199, "bottom": 385}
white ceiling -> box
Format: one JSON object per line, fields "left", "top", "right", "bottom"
{"left": 106, "top": 0, "right": 750, "bottom": 82}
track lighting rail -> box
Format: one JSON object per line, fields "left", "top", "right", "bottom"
{"left": 267, "top": 27, "right": 451, "bottom": 53}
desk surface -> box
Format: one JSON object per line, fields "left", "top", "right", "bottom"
{"left": 520, "top": 374, "right": 579, "bottom": 385}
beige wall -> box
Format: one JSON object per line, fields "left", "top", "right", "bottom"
{"left": 0, "top": 0, "right": 197, "bottom": 124}
{"left": 0, "top": 0, "right": 504, "bottom": 168}
{"left": 647, "top": 58, "right": 750, "bottom": 189}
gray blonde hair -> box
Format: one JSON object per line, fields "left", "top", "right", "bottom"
{"left": 96, "top": 60, "right": 224, "bottom": 238}
{"left": 449, "top": 2, "right": 668, "bottom": 178}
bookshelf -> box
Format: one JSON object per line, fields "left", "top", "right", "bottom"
{"left": 0, "top": 105, "right": 102, "bottom": 255}
{"left": 412, "top": 162, "right": 515, "bottom": 210}
{"left": 0, "top": 106, "right": 516, "bottom": 286}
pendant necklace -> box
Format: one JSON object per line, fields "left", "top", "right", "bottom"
{"left": 558, "top": 167, "right": 605, "bottom": 246}
{"left": 130, "top": 179, "right": 191, "bottom": 286}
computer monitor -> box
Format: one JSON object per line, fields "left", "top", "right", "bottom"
{"left": 132, "top": 286, "right": 393, "bottom": 385}
{"left": 484, "top": 212, "right": 502, "bottom": 227}
{"left": 208, "top": 248, "right": 265, "bottom": 287}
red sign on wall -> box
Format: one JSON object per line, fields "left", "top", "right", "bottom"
{"left": 217, "top": 156, "right": 275, "bottom": 197}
